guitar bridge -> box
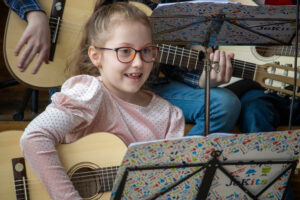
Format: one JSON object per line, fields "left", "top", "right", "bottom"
{"left": 49, "top": 0, "right": 66, "bottom": 61}
{"left": 12, "top": 157, "right": 29, "bottom": 200}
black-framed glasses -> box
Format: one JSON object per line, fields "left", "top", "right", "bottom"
{"left": 94, "top": 46, "right": 159, "bottom": 63}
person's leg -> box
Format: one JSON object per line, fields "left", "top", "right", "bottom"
{"left": 239, "top": 89, "right": 286, "bottom": 133}
{"left": 293, "top": 99, "right": 300, "bottom": 125}
{"left": 150, "top": 80, "right": 241, "bottom": 136}
{"left": 285, "top": 186, "right": 295, "bottom": 200}
{"left": 239, "top": 89, "right": 295, "bottom": 199}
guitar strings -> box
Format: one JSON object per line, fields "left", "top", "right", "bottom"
{"left": 48, "top": 22, "right": 84, "bottom": 33}
{"left": 12, "top": 167, "right": 119, "bottom": 196}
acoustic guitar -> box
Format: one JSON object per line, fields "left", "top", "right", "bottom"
{"left": 0, "top": 130, "right": 127, "bottom": 200}
{"left": 4, "top": 0, "right": 97, "bottom": 89}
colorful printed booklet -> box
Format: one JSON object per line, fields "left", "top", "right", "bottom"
{"left": 150, "top": 1, "right": 298, "bottom": 46}
{"left": 111, "top": 130, "right": 300, "bottom": 200}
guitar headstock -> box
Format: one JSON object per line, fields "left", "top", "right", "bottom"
{"left": 254, "top": 63, "right": 300, "bottom": 98}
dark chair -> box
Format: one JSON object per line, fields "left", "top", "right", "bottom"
{"left": 0, "top": 79, "right": 38, "bottom": 121}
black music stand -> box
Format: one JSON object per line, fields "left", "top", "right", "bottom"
{"left": 149, "top": 1, "right": 299, "bottom": 135}
{"left": 111, "top": 130, "right": 300, "bottom": 200}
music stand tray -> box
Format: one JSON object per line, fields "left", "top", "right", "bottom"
{"left": 111, "top": 130, "right": 300, "bottom": 200}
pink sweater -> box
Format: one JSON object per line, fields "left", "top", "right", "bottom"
{"left": 20, "top": 75, "right": 185, "bottom": 200}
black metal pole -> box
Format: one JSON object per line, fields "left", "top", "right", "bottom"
{"left": 288, "top": 0, "right": 300, "bottom": 129}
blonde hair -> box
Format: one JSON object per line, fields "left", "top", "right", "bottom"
{"left": 65, "top": 1, "right": 152, "bottom": 77}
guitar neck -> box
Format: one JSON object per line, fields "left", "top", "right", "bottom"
{"left": 157, "top": 44, "right": 257, "bottom": 80}
{"left": 258, "top": 45, "right": 300, "bottom": 57}
{"left": 277, "top": 45, "right": 300, "bottom": 57}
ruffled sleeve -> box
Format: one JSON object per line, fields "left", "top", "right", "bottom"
{"left": 165, "top": 105, "right": 185, "bottom": 139}
{"left": 20, "top": 75, "right": 103, "bottom": 200}
{"left": 51, "top": 75, "right": 104, "bottom": 132}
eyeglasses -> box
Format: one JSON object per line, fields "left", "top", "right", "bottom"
{"left": 94, "top": 46, "right": 159, "bottom": 63}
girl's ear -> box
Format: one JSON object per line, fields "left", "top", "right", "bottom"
{"left": 88, "top": 46, "right": 102, "bottom": 68}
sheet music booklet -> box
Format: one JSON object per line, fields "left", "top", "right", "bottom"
{"left": 150, "top": 0, "right": 299, "bottom": 46}
{"left": 111, "top": 130, "right": 300, "bottom": 199}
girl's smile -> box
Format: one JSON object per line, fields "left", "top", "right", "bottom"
{"left": 124, "top": 72, "right": 143, "bottom": 81}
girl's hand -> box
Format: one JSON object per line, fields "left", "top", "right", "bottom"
{"left": 199, "top": 50, "right": 234, "bottom": 88}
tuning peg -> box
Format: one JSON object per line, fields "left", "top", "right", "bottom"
{"left": 264, "top": 89, "right": 273, "bottom": 94}
{"left": 277, "top": 92, "right": 286, "bottom": 98}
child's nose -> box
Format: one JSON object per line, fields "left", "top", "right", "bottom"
{"left": 132, "top": 52, "right": 143, "bottom": 66}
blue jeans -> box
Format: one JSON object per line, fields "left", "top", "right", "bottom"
{"left": 239, "top": 89, "right": 300, "bottom": 133}
{"left": 239, "top": 89, "right": 299, "bottom": 200}
{"left": 150, "top": 80, "right": 241, "bottom": 136}
{"left": 49, "top": 87, "right": 60, "bottom": 104}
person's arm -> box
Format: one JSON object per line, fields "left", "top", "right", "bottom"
{"left": 4, "top": 0, "right": 50, "bottom": 74}
{"left": 160, "top": 64, "right": 202, "bottom": 89}
{"left": 3, "top": 0, "right": 44, "bottom": 20}
{"left": 20, "top": 76, "right": 104, "bottom": 199}
{"left": 164, "top": 104, "right": 185, "bottom": 139}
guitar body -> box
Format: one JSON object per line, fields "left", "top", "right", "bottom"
{"left": 4, "top": 0, "right": 96, "bottom": 88}
{"left": 0, "top": 130, "right": 127, "bottom": 199}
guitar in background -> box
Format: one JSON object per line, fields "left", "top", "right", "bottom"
{"left": 158, "top": 43, "right": 300, "bottom": 97}
{"left": 221, "top": 0, "right": 300, "bottom": 96}
{"left": 4, "top": 0, "right": 97, "bottom": 89}
{"left": 219, "top": 45, "right": 300, "bottom": 96}
{"left": 0, "top": 130, "right": 127, "bottom": 200}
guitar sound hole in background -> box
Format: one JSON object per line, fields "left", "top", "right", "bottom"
{"left": 70, "top": 167, "right": 101, "bottom": 198}
{"left": 256, "top": 46, "right": 276, "bottom": 57}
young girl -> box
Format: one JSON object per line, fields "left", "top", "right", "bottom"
{"left": 20, "top": 1, "right": 185, "bottom": 199}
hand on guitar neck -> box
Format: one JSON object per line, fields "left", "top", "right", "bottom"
{"left": 189, "top": 45, "right": 235, "bottom": 88}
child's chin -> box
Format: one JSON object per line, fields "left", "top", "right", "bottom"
{"left": 127, "top": 88, "right": 141, "bottom": 94}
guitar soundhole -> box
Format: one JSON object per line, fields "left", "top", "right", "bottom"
{"left": 70, "top": 167, "right": 100, "bottom": 198}
{"left": 68, "top": 162, "right": 103, "bottom": 199}
{"left": 251, "top": 46, "right": 280, "bottom": 62}
{"left": 255, "top": 46, "right": 275, "bottom": 58}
